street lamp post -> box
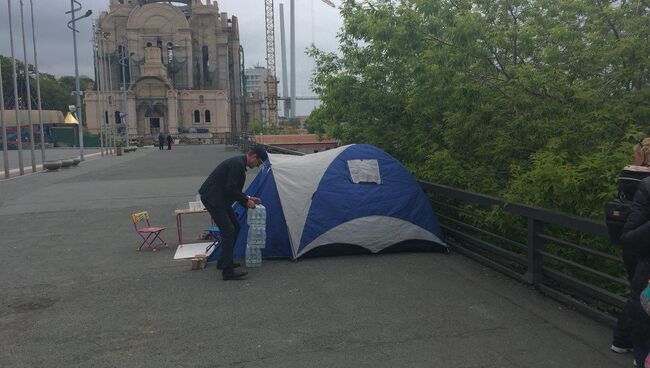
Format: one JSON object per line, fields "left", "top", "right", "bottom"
{"left": 66, "top": 0, "right": 92, "bottom": 161}
{"left": 118, "top": 43, "right": 129, "bottom": 148}
{"left": 92, "top": 23, "right": 105, "bottom": 157}
{"left": 99, "top": 33, "right": 113, "bottom": 154}
{"left": 99, "top": 34, "right": 112, "bottom": 154}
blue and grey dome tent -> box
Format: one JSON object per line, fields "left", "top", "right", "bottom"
{"left": 210, "top": 144, "right": 446, "bottom": 261}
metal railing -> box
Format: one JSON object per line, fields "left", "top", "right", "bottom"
{"left": 238, "top": 137, "right": 626, "bottom": 326}
{"left": 420, "top": 182, "right": 625, "bottom": 326}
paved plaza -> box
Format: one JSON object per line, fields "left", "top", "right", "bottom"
{"left": 0, "top": 145, "right": 631, "bottom": 367}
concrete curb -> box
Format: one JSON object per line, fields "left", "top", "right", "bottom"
{"left": 2, "top": 152, "right": 104, "bottom": 180}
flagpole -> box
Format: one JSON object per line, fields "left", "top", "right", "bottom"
{"left": 0, "top": 54, "right": 8, "bottom": 179}
{"left": 8, "top": 0, "right": 25, "bottom": 175}
{"left": 29, "top": 0, "right": 45, "bottom": 163}
{"left": 19, "top": 0, "right": 36, "bottom": 173}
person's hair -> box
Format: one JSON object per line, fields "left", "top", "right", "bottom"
{"left": 634, "top": 138, "right": 650, "bottom": 166}
{"left": 250, "top": 147, "right": 268, "bottom": 162}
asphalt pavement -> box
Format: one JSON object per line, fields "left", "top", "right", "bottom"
{"left": 0, "top": 145, "right": 631, "bottom": 367}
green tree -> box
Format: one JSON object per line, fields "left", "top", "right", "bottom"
{"left": 1, "top": 55, "right": 94, "bottom": 115}
{"left": 308, "top": 0, "right": 650, "bottom": 219}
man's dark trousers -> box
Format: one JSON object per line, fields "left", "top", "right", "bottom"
{"left": 203, "top": 200, "right": 240, "bottom": 271}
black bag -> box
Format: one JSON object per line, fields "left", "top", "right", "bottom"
{"left": 606, "top": 167, "right": 650, "bottom": 244}
{"left": 605, "top": 199, "right": 634, "bottom": 244}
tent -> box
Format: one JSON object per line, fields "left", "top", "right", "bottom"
{"left": 209, "top": 144, "right": 446, "bottom": 261}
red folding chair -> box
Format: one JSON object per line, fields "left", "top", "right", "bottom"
{"left": 132, "top": 211, "right": 167, "bottom": 251}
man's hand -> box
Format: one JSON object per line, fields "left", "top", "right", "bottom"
{"left": 249, "top": 196, "right": 262, "bottom": 204}
{"left": 246, "top": 199, "right": 256, "bottom": 209}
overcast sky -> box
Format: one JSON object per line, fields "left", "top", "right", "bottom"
{"left": 0, "top": 0, "right": 343, "bottom": 115}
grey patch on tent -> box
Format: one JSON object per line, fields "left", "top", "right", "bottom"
{"left": 347, "top": 159, "right": 381, "bottom": 184}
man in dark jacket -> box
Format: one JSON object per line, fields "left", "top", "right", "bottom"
{"left": 612, "top": 177, "right": 650, "bottom": 365}
{"left": 166, "top": 134, "right": 173, "bottom": 150}
{"left": 199, "top": 147, "right": 267, "bottom": 280}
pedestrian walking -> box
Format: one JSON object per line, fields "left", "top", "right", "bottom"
{"left": 158, "top": 132, "right": 164, "bottom": 150}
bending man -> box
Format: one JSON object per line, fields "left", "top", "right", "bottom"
{"left": 199, "top": 147, "right": 267, "bottom": 280}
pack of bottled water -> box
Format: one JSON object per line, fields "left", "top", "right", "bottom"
{"left": 246, "top": 204, "right": 266, "bottom": 268}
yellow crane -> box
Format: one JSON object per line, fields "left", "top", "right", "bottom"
{"left": 264, "top": 0, "right": 278, "bottom": 126}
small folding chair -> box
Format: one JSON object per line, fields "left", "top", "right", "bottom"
{"left": 205, "top": 226, "right": 222, "bottom": 254}
{"left": 132, "top": 211, "right": 167, "bottom": 251}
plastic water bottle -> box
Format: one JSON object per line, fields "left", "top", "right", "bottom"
{"left": 248, "top": 207, "right": 258, "bottom": 226}
{"left": 258, "top": 226, "right": 266, "bottom": 249}
{"left": 255, "top": 247, "right": 262, "bottom": 267}
{"left": 246, "top": 246, "right": 262, "bottom": 268}
{"left": 245, "top": 245, "right": 254, "bottom": 267}
{"left": 248, "top": 226, "right": 257, "bottom": 247}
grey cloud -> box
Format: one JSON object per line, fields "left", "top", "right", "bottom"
{"left": 0, "top": 0, "right": 342, "bottom": 115}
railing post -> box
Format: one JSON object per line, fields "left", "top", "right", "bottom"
{"left": 523, "top": 218, "right": 544, "bottom": 285}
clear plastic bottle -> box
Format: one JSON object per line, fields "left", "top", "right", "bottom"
{"left": 258, "top": 226, "right": 266, "bottom": 249}
{"left": 253, "top": 247, "right": 260, "bottom": 267}
{"left": 245, "top": 245, "right": 253, "bottom": 267}
{"left": 249, "top": 206, "right": 265, "bottom": 226}
{"left": 248, "top": 226, "right": 257, "bottom": 247}
{"left": 246, "top": 246, "right": 261, "bottom": 268}
{"left": 256, "top": 226, "right": 262, "bottom": 247}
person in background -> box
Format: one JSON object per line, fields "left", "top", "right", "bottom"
{"left": 158, "top": 132, "right": 164, "bottom": 150}
{"left": 616, "top": 176, "right": 650, "bottom": 366}
{"left": 166, "top": 134, "right": 173, "bottom": 150}
{"left": 198, "top": 147, "right": 267, "bottom": 280}
{"left": 612, "top": 138, "right": 650, "bottom": 354}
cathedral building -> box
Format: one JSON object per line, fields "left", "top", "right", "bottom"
{"left": 85, "top": 0, "right": 245, "bottom": 140}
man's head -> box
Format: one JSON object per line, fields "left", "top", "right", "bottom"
{"left": 246, "top": 147, "right": 269, "bottom": 168}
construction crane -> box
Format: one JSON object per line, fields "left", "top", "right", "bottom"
{"left": 264, "top": 0, "right": 278, "bottom": 126}
{"left": 264, "top": 0, "right": 335, "bottom": 126}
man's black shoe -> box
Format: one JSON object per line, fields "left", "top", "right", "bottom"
{"left": 216, "top": 262, "right": 241, "bottom": 270}
{"left": 222, "top": 269, "right": 248, "bottom": 280}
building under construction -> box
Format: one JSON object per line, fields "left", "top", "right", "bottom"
{"left": 85, "top": 0, "right": 253, "bottom": 140}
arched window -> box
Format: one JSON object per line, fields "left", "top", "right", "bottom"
{"left": 118, "top": 45, "right": 130, "bottom": 83}
{"left": 202, "top": 45, "right": 210, "bottom": 83}
{"left": 194, "top": 110, "right": 200, "bottom": 124}
{"left": 108, "top": 95, "right": 112, "bottom": 105}
{"left": 199, "top": 95, "right": 204, "bottom": 104}
{"left": 167, "top": 42, "right": 174, "bottom": 71}
{"left": 146, "top": 42, "right": 152, "bottom": 47}
{"left": 205, "top": 110, "right": 211, "bottom": 123}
